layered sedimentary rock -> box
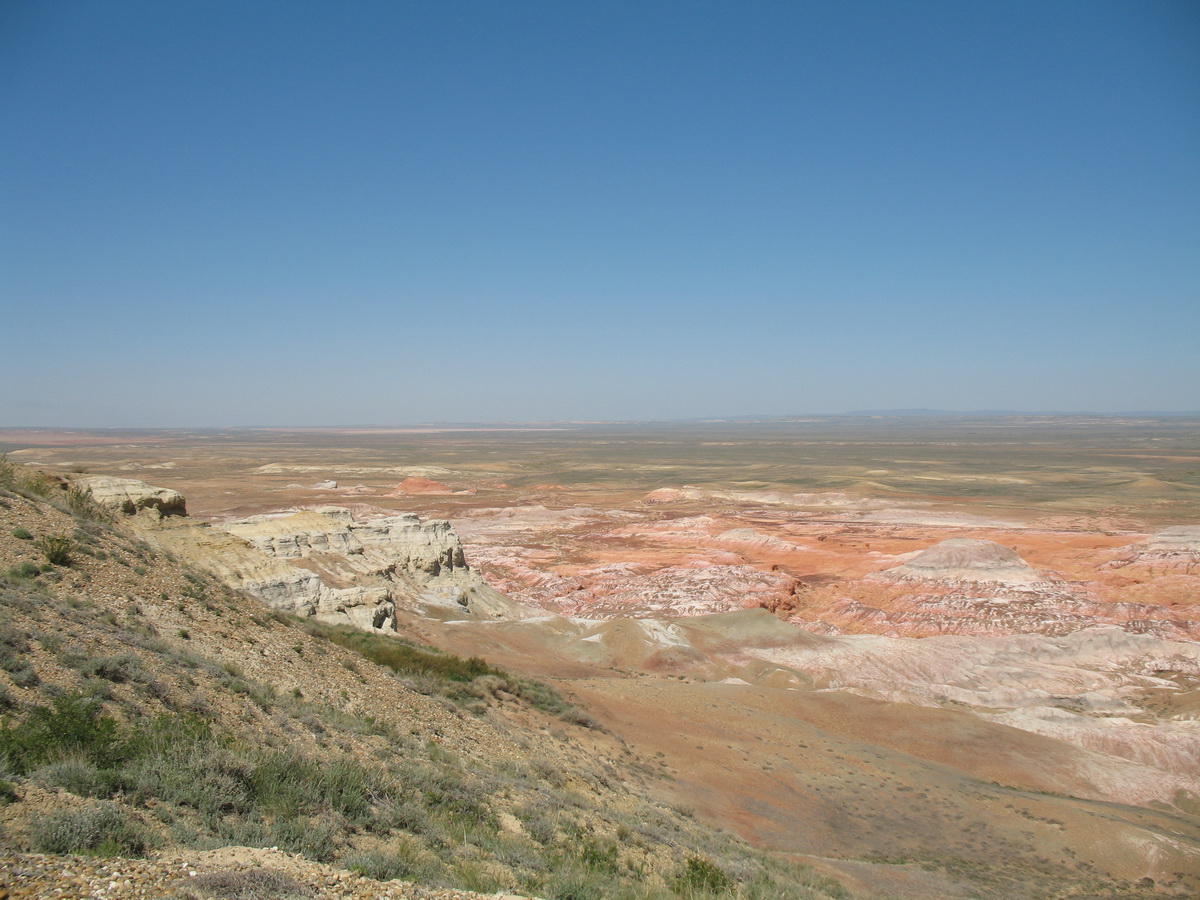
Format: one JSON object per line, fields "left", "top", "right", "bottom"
{"left": 73, "top": 474, "right": 187, "bottom": 516}
{"left": 883, "top": 538, "right": 1041, "bottom": 583}
{"left": 166, "top": 507, "right": 525, "bottom": 629}
{"left": 73, "top": 476, "right": 525, "bottom": 631}
{"left": 220, "top": 507, "right": 467, "bottom": 576}
{"left": 1129, "top": 525, "right": 1200, "bottom": 565}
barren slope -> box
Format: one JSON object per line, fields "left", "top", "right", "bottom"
{"left": 427, "top": 609, "right": 1200, "bottom": 898}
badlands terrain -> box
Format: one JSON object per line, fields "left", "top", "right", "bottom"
{"left": 3, "top": 415, "right": 1200, "bottom": 899}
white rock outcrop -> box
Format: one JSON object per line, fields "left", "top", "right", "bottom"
{"left": 1107, "top": 525, "right": 1200, "bottom": 572}
{"left": 1139, "top": 525, "right": 1200, "bottom": 558}
{"left": 99, "top": 479, "right": 530, "bottom": 632}
{"left": 72, "top": 475, "right": 187, "bottom": 516}
{"left": 883, "top": 538, "right": 1041, "bottom": 583}
{"left": 151, "top": 505, "right": 528, "bottom": 630}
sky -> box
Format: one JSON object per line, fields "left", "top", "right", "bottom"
{"left": 2, "top": 1, "right": 1197, "bottom": 426}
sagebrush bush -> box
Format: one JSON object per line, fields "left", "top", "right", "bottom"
{"left": 270, "top": 814, "right": 341, "bottom": 861}
{"left": 6, "top": 561, "right": 40, "bottom": 579}
{"left": 30, "top": 755, "right": 112, "bottom": 797}
{"left": 539, "top": 865, "right": 611, "bottom": 900}
{"left": 187, "top": 868, "right": 314, "bottom": 900}
{"left": 30, "top": 801, "right": 150, "bottom": 856}
{"left": 8, "top": 663, "right": 39, "bottom": 687}
{"left": 345, "top": 846, "right": 422, "bottom": 881}
{"left": 0, "top": 620, "right": 30, "bottom": 658}
{"left": 81, "top": 653, "right": 150, "bottom": 684}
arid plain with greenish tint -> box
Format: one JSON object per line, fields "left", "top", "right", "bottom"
{"left": 4, "top": 415, "right": 1200, "bottom": 899}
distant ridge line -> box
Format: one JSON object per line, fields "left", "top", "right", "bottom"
{"left": 2, "top": 411, "right": 1199, "bottom": 431}
{"left": 842, "top": 409, "right": 1200, "bottom": 417}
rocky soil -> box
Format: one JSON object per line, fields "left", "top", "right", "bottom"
{"left": 1, "top": 847, "right": 527, "bottom": 899}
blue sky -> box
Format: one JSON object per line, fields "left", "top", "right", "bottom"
{"left": 2, "top": 1, "right": 1197, "bottom": 426}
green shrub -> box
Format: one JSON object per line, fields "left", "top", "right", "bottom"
{"left": 540, "top": 866, "right": 610, "bottom": 900}
{"left": 0, "top": 458, "right": 56, "bottom": 498}
{"left": 6, "top": 561, "right": 40, "bottom": 579}
{"left": 8, "top": 663, "right": 39, "bottom": 687}
{"left": 306, "top": 621, "right": 499, "bottom": 682}
{"left": 0, "top": 621, "right": 30, "bottom": 658}
{"left": 0, "top": 619, "right": 38, "bottom": 684}
{"left": 63, "top": 485, "right": 111, "bottom": 522}
{"left": 81, "top": 653, "right": 150, "bottom": 684}
{"left": 345, "top": 850, "right": 401, "bottom": 881}
{"left": 30, "top": 755, "right": 112, "bottom": 797}
{"left": 678, "top": 855, "right": 733, "bottom": 895}
{"left": 0, "top": 692, "right": 123, "bottom": 773}
{"left": 345, "top": 845, "right": 432, "bottom": 882}
{"left": 29, "top": 801, "right": 151, "bottom": 856}
{"left": 507, "top": 675, "right": 572, "bottom": 715}
{"left": 578, "top": 837, "right": 619, "bottom": 874}
{"left": 39, "top": 632, "right": 62, "bottom": 651}
{"left": 187, "top": 869, "right": 314, "bottom": 899}
{"left": 302, "top": 620, "right": 575, "bottom": 716}
{"left": 10, "top": 527, "right": 32, "bottom": 540}
{"left": 122, "top": 744, "right": 253, "bottom": 818}
{"left": 34, "top": 534, "right": 73, "bottom": 566}
{"left": 247, "top": 750, "right": 378, "bottom": 821}
{"left": 270, "top": 814, "right": 340, "bottom": 861}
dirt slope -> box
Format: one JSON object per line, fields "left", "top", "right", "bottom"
{"left": 429, "top": 613, "right": 1200, "bottom": 899}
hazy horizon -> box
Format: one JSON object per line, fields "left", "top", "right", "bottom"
{"left": 3, "top": 1, "right": 1197, "bottom": 428}
{"left": 4, "top": 410, "right": 1200, "bottom": 434}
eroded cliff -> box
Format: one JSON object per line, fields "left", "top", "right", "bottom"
{"left": 79, "top": 477, "right": 528, "bottom": 632}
